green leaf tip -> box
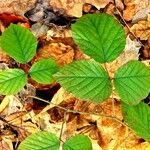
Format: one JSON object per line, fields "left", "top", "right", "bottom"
{"left": 0, "top": 24, "right": 37, "bottom": 64}
{"left": 122, "top": 102, "right": 150, "bottom": 141}
{"left": 29, "top": 58, "right": 59, "bottom": 84}
{"left": 63, "top": 134, "right": 92, "bottom": 150}
{"left": 18, "top": 131, "right": 60, "bottom": 150}
{"left": 114, "top": 60, "right": 150, "bottom": 105}
{"left": 0, "top": 68, "right": 27, "bottom": 95}
{"left": 54, "top": 60, "right": 112, "bottom": 103}
{"left": 71, "top": 13, "right": 126, "bottom": 63}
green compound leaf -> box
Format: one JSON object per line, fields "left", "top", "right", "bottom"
{"left": 29, "top": 58, "right": 59, "bottom": 84}
{"left": 114, "top": 60, "right": 150, "bottom": 105}
{"left": 63, "top": 134, "right": 92, "bottom": 150}
{"left": 71, "top": 13, "right": 126, "bottom": 63}
{"left": 0, "top": 69, "right": 27, "bottom": 95}
{"left": 122, "top": 102, "right": 150, "bottom": 141}
{"left": 18, "top": 131, "right": 60, "bottom": 150}
{"left": 0, "top": 24, "right": 37, "bottom": 64}
{"left": 54, "top": 60, "right": 112, "bottom": 103}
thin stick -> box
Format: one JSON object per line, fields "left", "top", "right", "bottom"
{"left": 28, "top": 96, "right": 128, "bottom": 127}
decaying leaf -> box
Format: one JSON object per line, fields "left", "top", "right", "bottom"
{"left": 123, "top": 0, "right": 149, "bottom": 21}
{"left": 35, "top": 42, "right": 74, "bottom": 66}
{"left": 50, "top": 0, "right": 112, "bottom": 17}
{"left": 0, "top": 137, "right": 14, "bottom": 150}
{"left": 0, "top": 0, "right": 36, "bottom": 15}
{"left": 131, "top": 14, "right": 150, "bottom": 40}
{"left": 132, "top": 6, "right": 150, "bottom": 23}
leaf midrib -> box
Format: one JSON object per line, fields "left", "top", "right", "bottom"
{"left": 55, "top": 75, "right": 109, "bottom": 79}
{"left": 0, "top": 74, "right": 24, "bottom": 84}
{"left": 30, "top": 67, "right": 57, "bottom": 74}
{"left": 115, "top": 75, "right": 150, "bottom": 79}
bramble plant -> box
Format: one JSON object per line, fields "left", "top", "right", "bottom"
{"left": 1, "top": 13, "right": 150, "bottom": 149}
{"left": 0, "top": 24, "right": 59, "bottom": 95}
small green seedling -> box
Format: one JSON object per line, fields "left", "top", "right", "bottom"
{"left": 0, "top": 24, "right": 59, "bottom": 95}
{"left": 1, "top": 13, "right": 150, "bottom": 148}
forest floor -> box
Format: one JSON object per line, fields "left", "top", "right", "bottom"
{"left": 0, "top": 0, "right": 150, "bottom": 150}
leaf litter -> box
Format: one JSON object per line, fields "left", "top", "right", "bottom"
{"left": 0, "top": 0, "right": 150, "bottom": 149}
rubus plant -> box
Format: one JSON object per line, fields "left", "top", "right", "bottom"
{"left": 0, "top": 23, "right": 59, "bottom": 95}
{"left": 1, "top": 13, "right": 150, "bottom": 149}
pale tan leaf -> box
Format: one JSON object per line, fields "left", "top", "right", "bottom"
{"left": 0, "top": 96, "right": 9, "bottom": 113}
{"left": 0, "top": 138, "right": 13, "bottom": 150}
{"left": 131, "top": 14, "right": 150, "bottom": 40}
{"left": 35, "top": 43, "right": 74, "bottom": 66}
{"left": 0, "top": 0, "right": 36, "bottom": 15}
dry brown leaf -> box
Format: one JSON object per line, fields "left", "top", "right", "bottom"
{"left": 0, "top": 0, "right": 36, "bottom": 15}
{"left": 123, "top": 0, "right": 149, "bottom": 21}
{"left": 131, "top": 14, "right": 150, "bottom": 40}
{"left": 0, "top": 137, "right": 13, "bottom": 150}
{"left": 35, "top": 42, "right": 74, "bottom": 66}
{"left": 132, "top": 6, "right": 150, "bottom": 23}
{"left": 50, "top": 0, "right": 112, "bottom": 17}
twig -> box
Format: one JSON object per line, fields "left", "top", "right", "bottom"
{"left": 28, "top": 95, "right": 128, "bottom": 127}
{"left": 113, "top": 1, "right": 144, "bottom": 47}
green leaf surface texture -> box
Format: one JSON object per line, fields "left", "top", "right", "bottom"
{"left": 114, "top": 60, "right": 150, "bottom": 105}
{"left": 71, "top": 13, "right": 126, "bottom": 63}
{"left": 122, "top": 102, "right": 150, "bottom": 141}
{"left": 29, "top": 58, "right": 59, "bottom": 84}
{"left": 0, "top": 69, "right": 27, "bottom": 95}
{"left": 63, "top": 134, "right": 92, "bottom": 150}
{"left": 18, "top": 131, "right": 60, "bottom": 150}
{"left": 0, "top": 24, "right": 37, "bottom": 64}
{"left": 54, "top": 60, "right": 112, "bottom": 103}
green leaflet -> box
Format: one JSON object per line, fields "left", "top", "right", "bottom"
{"left": 0, "top": 69, "right": 27, "bottom": 95}
{"left": 18, "top": 131, "right": 60, "bottom": 150}
{"left": 0, "top": 24, "right": 37, "bottom": 64}
{"left": 29, "top": 58, "right": 59, "bottom": 84}
{"left": 71, "top": 13, "right": 126, "bottom": 63}
{"left": 122, "top": 102, "right": 150, "bottom": 141}
{"left": 63, "top": 135, "right": 92, "bottom": 150}
{"left": 54, "top": 60, "right": 112, "bottom": 103}
{"left": 114, "top": 60, "right": 150, "bottom": 105}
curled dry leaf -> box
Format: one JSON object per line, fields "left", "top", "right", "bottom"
{"left": 35, "top": 42, "right": 74, "bottom": 66}
{"left": 131, "top": 14, "right": 150, "bottom": 40}
{"left": 132, "top": 6, "right": 150, "bottom": 23}
{"left": 50, "top": 0, "right": 112, "bottom": 17}
{"left": 0, "top": 0, "right": 36, "bottom": 15}
{"left": 123, "top": 0, "right": 149, "bottom": 21}
{"left": 0, "top": 137, "right": 13, "bottom": 150}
